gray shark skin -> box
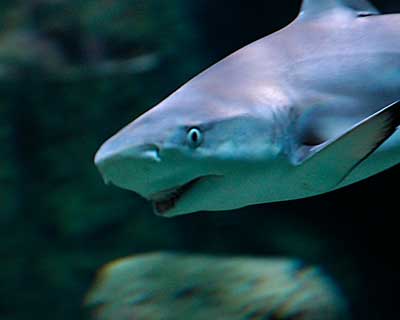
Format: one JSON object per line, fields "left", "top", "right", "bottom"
{"left": 95, "top": 0, "right": 400, "bottom": 217}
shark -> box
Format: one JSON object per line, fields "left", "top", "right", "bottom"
{"left": 94, "top": 0, "right": 400, "bottom": 217}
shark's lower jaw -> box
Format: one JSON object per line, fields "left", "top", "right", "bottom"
{"left": 149, "top": 177, "right": 204, "bottom": 216}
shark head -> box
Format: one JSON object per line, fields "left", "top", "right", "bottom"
{"left": 95, "top": 70, "right": 287, "bottom": 217}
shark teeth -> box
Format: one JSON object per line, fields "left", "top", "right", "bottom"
{"left": 150, "top": 178, "right": 202, "bottom": 216}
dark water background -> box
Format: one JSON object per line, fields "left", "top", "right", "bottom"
{"left": 1, "top": 0, "right": 399, "bottom": 319}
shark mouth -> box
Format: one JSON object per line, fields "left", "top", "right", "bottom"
{"left": 149, "top": 177, "right": 203, "bottom": 216}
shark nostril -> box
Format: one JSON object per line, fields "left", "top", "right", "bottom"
{"left": 141, "top": 144, "right": 161, "bottom": 162}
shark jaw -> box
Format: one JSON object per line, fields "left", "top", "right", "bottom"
{"left": 148, "top": 176, "right": 217, "bottom": 217}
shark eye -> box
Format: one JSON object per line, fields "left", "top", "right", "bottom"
{"left": 187, "top": 127, "right": 203, "bottom": 148}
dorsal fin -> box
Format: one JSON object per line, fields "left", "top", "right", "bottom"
{"left": 300, "top": 0, "right": 380, "bottom": 19}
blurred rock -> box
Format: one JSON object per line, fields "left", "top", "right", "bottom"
{"left": 0, "top": 30, "right": 65, "bottom": 78}
{"left": 86, "top": 252, "right": 350, "bottom": 320}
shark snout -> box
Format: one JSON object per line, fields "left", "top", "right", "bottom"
{"left": 94, "top": 135, "right": 161, "bottom": 190}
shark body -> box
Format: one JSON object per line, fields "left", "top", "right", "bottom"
{"left": 95, "top": 0, "right": 400, "bottom": 217}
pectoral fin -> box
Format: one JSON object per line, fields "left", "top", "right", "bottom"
{"left": 292, "top": 101, "right": 400, "bottom": 190}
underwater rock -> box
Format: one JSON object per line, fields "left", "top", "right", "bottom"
{"left": 0, "top": 29, "right": 160, "bottom": 81}
{"left": 86, "top": 252, "right": 349, "bottom": 320}
{"left": 0, "top": 30, "right": 65, "bottom": 78}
